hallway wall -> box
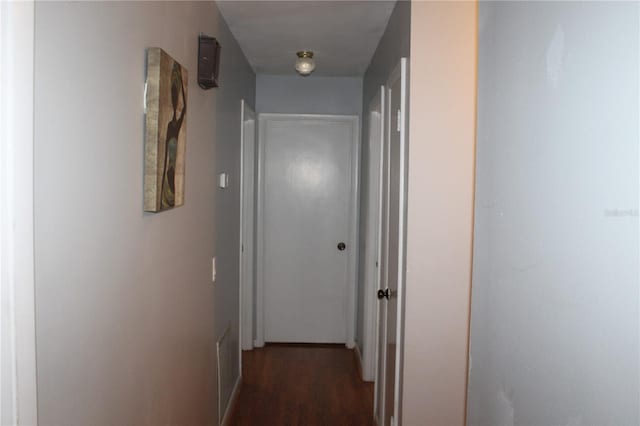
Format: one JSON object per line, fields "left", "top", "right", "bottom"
{"left": 468, "top": 2, "right": 639, "bottom": 425}
{"left": 403, "top": 2, "right": 477, "bottom": 425}
{"left": 34, "top": 2, "right": 255, "bottom": 424}
{"left": 256, "top": 74, "right": 363, "bottom": 117}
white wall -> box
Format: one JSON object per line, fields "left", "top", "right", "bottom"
{"left": 402, "top": 2, "right": 477, "bottom": 425}
{"left": 256, "top": 74, "right": 362, "bottom": 117}
{"left": 34, "top": 2, "right": 255, "bottom": 424}
{"left": 467, "top": 2, "right": 639, "bottom": 425}
{"left": 358, "top": 0, "right": 410, "bottom": 357}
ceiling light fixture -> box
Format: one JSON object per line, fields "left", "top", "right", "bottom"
{"left": 295, "top": 51, "right": 316, "bottom": 76}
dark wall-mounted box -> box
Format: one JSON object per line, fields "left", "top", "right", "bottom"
{"left": 198, "top": 35, "right": 221, "bottom": 89}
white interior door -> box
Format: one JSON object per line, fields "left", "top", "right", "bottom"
{"left": 363, "top": 86, "right": 385, "bottom": 384}
{"left": 239, "top": 100, "right": 256, "bottom": 351}
{"left": 375, "top": 85, "right": 391, "bottom": 423}
{"left": 257, "top": 114, "right": 359, "bottom": 344}
{"left": 376, "top": 58, "right": 408, "bottom": 426}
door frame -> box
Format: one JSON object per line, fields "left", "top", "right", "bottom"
{"left": 0, "top": 1, "right": 38, "bottom": 424}
{"left": 374, "top": 58, "right": 409, "bottom": 426}
{"left": 239, "top": 99, "right": 256, "bottom": 355}
{"left": 374, "top": 80, "right": 392, "bottom": 423}
{"left": 388, "top": 57, "right": 409, "bottom": 426}
{"left": 363, "top": 86, "right": 385, "bottom": 382}
{"left": 255, "top": 113, "right": 360, "bottom": 348}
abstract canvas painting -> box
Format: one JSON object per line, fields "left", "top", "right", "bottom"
{"left": 144, "top": 47, "right": 188, "bottom": 212}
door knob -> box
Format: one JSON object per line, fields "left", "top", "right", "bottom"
{"left": 377, "top": 288, "right": 390, "bottom": 300}
{"left": 337, "top": 242, "right": 346, "bottom": 251}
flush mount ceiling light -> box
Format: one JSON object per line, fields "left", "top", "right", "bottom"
{"left": 295, "top": 51, "right": 316, "bottom": 76}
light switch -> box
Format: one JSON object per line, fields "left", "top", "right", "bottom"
{"left": 218, "top": 173, "right": 229, "bottom": 189}
{"left": 211, "top": 257, "right": 217, "bottom": 283}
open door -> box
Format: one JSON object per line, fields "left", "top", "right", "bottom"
{"left": 374, "top": 58, "right": 408, "bottom": 426}
{"left": 362, "top": 86, "right": 385, "bottom": 383}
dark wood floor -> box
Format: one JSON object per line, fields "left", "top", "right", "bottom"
{"left": 228, "top": 344, "right": 375, "bottom": 426}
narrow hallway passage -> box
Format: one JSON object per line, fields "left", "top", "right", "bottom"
{"left": 229, "top": 345, "right": 374, "bottom": 425}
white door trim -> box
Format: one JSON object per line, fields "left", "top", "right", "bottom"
{"left": 254, "top": 113, "right": 266, "bottom": 348}
{"left": 255, "top": 113, "right": 360, "bottom": 348}
{"left": 363, "top": 86, "right": 385, "bottom": 382}
{"left": 0, "top": 1, "right": 38, "bottom": 424}
{"left": 376, "top": 85, "right": 391, "bottom": 424}
{"left": 387, "top": 57, "right": 409, "bottom": 426}
{"left": 239, "top": 99, "right": 256, "bottom": 353}
{"left": 346, "top": 113, "right": 360, "bottom": 349}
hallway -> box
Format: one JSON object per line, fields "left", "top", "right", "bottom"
{"left": 229, "top": 345, "right": 374, "bottom": 425}
{"left": 4, "top": 1, "right": 638, "bottom": 425}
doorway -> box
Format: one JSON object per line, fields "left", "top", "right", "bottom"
{"left": 255, "top": 114, "right": 360, "bottom": 346}
{"left": 361, "top": 85, "right": 385, "bottom": 383}
{"left": 374, "top": 58, "right": 409, "bottom": 426}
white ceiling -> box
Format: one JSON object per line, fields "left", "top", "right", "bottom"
{"left": 217, "top": 1, "right": 397, "bottom": 76}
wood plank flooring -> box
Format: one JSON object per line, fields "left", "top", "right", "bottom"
{"left": 228, "top": 344, "right": 375, "bottom": 426}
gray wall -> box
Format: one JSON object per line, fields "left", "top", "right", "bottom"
{"left": 34, "top": 2, "right": 255, "bottom": 424}
{"left": 468, "top": 2, "right": 639, "bottom": 425}
{"left": 256, "top": 74, "right": 363, "bottom": 117}
{"left": 357, "top": 0, "right": 410, "bottom": 354}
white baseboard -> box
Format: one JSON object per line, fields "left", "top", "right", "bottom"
{"left": 354, "top": 344, "right": 365, "bottom": 381}
{"left": 221, "top": 374, "right": 242, "bottom": 426}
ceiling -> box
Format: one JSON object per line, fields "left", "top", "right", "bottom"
{"left": 216, "top": 1, "right": 396, "bottom": 77}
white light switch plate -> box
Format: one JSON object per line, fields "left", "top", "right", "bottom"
{"left": 218, "top": 173, "right": 228, "bottom": 189}
{"left": 211, "top": 257, "right": 216, "bottom": 283}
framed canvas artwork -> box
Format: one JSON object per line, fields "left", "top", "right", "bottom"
{"left": 144, "top": 47, "right": 188, "bottom": 212}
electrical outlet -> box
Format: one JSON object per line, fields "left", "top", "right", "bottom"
{"left": 212, "top": 257, "right": 217, "bottom": 283}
